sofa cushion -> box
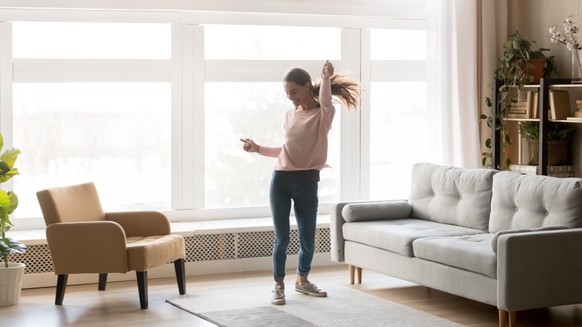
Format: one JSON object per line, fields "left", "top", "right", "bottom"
{"left": 341, "top": 200, "right": 411, "bottom": 222}
{"left": 489, "top": 172, "right": 582, "bottom": 233}
{"left": 408, "top": 162, "right": 497, "bottom": 231}
{"left": 342, "top": 218, "right": 484, "bottom": 257}
{"left": 413, "top": 233, "right": 496, "bottom": 278}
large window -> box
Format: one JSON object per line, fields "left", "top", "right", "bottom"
{"left": 3, "top": 18, "right": 429, "bottom": 221}
{"left": 10, "top": 23, "right": 171, "bottom": 218}
{"left": 368, "top": 28, "right": 429, "bottom": 200}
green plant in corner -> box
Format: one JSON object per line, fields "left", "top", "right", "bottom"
{"left": 0, "top": 133, "right": 26, "bottom": 268}
{"left": 481, "top": 31, "right": 558, "bottom": 168}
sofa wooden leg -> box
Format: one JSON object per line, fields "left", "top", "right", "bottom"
{"left": 356, "top": 267, "right": 362, "bottom": 284}
{"left": 498, "top": 310, "right": 516, "bottom": 327}
{"left": 98, "top": 273, "right": 108, "bottom": 291}
{"left": 498, "top": 309, "right": 507, "bottom": 327}
{"left": 55, "top": 274, "right": 68, "bottom": 305}
{"left": 349, "top": 265, "right": 355, "bottom": 285}
{"left": 509, "top": 311, "right": 516, "bottom": 326}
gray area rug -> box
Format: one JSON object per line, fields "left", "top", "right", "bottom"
{"left": 166, "top": 282, "right": 463, "bottom": 327}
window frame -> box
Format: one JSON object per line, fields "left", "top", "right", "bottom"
{"left": 0, "top": 9, "right": 428, "bottom": 229}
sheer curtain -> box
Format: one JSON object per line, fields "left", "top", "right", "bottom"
{"left": 427, "top": 0, "right": 499, "bottom": 168}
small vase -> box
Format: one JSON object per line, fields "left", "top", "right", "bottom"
{"left": 572, "top": 49, "right": 582, "bottom": 84}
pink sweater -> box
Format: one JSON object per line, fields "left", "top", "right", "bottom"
{"left": 258, "top": 78, "right": 335, "bottom": 171}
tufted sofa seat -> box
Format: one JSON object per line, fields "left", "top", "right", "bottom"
{"left": 331, "top": 162, "right": 582, "bottom": 327}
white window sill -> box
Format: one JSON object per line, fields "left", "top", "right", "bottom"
{"left": 12, "top": 215, "right": 331, "bottom": 244}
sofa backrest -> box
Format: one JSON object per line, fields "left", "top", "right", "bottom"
{"left": 489, "top": 171, "right": 582, "bottom": 233}
{"left": 408, "top": 162, "right": 498, "bottom": 231}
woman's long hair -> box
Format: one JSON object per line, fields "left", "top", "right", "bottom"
{"left": 284, "top": 68, "right": 360, "bottom": 111}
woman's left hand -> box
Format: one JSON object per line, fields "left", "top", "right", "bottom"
{"left": 321, "top": 60, "right": 334, "bottom": 80}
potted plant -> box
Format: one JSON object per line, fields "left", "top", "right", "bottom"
{"left": 518, "top": 121, "right": 573, "bottom": 165}
{"left": 0, "top": 133, "right": 26, "bottom": 306}
{"left": 481, "top": 31, "right": 558, "bottom": 168}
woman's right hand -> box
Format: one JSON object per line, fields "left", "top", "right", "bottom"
{"left": 240, "top": 138, "right": 259, "bottom": 153}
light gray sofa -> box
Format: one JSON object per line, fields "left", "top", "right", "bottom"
{"left": 331, "top": 162, "right": 582, "bottom": 327}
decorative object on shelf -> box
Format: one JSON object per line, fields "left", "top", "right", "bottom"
{"left": 0, "top": 133, "right": 26, "bottom": 307}
{"left": 549, "top": 15, "right": 582, "bottom": 83}
{"left": 518, "top": 121, "right": 573, "bottom": 166}
{"left": 574, "top": 99, "right": 582, "bottom": 118}
{"left": 481, "top": 31, "right": 558, "bottom": 168}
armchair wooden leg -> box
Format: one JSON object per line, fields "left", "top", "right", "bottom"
{"left": 349, "top": 265, "right": 355, "bottom": 285}
{"left": 174, "top": 259, "right": 186, "bottom": 295}
{"left": 55, "top": 274, "right": 68, "bottom": 305}
{"left": 136, "top": 271, "right": 148, "bottom": 309}
{"left": 356, "top": 267, "right": 362, "bottom": 284}
{"left": 98, "top": 273, "right": 108, "bottom": 291}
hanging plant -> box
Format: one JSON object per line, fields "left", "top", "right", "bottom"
{"left": 481, "top": 31, "right": 558, "bottom": 168}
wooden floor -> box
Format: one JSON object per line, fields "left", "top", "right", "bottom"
{"left": 2, "top": 265, "right": 582, "bottom": 326}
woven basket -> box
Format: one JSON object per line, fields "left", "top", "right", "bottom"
{"left": 528, "top": 140, "right": 569, "bottom": 165}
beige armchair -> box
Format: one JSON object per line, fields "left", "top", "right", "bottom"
{"left": 36, "top": 182, "right": 186, "bottom": 309}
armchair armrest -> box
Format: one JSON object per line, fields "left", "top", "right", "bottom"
{"left": 497, "top": 228, "right": 582, "bottom": 311}
{"left": 46, "top": 221, "right": 128, "bottom": 274}
{"left": 106, "top": 211, "right": 171, "bottom": 237}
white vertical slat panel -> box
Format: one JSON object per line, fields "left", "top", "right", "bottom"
{"left": 339, "top": 28, "right": 362, "bottom": 201}
{"left": 171, "top": 24, "right": 184, "bottom": 209}
{"left": 359, "top": 28, "right": 371, "bottom": 200}
{"left": 191, "top": 25, "right": 205, "bottom": 209}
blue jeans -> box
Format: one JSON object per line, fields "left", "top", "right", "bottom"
{"left": 269, "top": 171, "right": 319, "bottom": 282}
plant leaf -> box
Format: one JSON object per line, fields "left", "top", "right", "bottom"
{"left": 0, "top": 148, "right": 22, "bottom": 169}
{"left": 0, "top": 237, "right": 27, "bottom": 256}
{"left": 6, "top": 192, "right": 18, "bottom": 215}
{"left": 0, "top": 168, "right": 19, "bottom": 184}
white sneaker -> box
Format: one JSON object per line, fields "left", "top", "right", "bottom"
{"left": 295, "top": 282, "right": 327, "bottom": 297}
{"left": 271, "top": 284, "right": 286, "bottom": 305}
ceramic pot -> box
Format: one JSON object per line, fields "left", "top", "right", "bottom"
{"left": 0, "top": 262, "right": 25, "bottom": 306}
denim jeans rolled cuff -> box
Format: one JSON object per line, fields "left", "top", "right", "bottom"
{"left": 270, "top": 170, "right": 319, "bottom": 282}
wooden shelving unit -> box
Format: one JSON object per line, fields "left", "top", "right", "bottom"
{"left": 492, "top": 78, "right": 582, "bottom": 175}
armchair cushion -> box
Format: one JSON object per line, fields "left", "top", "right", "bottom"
{"left": 126, "top": 235, "right": 185, "bottom": 271}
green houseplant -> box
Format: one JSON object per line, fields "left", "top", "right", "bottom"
{"left": 0, "top": 133, "right": 26, "bottom": 306}
{"left": 481, "top": 31, "right": 558, "bottom": 168}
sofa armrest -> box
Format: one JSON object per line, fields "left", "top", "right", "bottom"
{"left": 497, "top": 228, "right": 582, "bottom": 311}
{"left": 330, "top": 200, "right": 409, "bottom": 263}
{"left": 106, "top": 211, "right": 171, "bottom": 237}
{"left": 330, "top": 202, "right": 351, "bottom": 263}
{"left": 46, "top": 221, "right": 128, "bottom": 274}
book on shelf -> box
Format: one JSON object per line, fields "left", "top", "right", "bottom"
{"left": 550, "top": 89, "right": 571, "bottom": 120}
{"left": 566, "top": 116, "right": 582, "bottom": 121}
{"left": 529, "top": 91, "right": 539, "bottom": 119}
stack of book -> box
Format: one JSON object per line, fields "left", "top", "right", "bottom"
{"left": 507, "top": 99, "right": 528, "bottom": 118}
{"left": 509, "top": 164, "right": 575, "bottom": 177}
{"left": 507, "top": 88, "right": 530, "bottom": 118}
